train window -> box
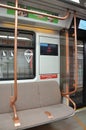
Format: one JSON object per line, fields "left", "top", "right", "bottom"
{"left": 78, "top": 19, "right": 86, "bottom": 30}
{"left": 0, "top": 29, "right": 35, "bottom": 80}
{"left": 40, "top": 43, "right": 58, "bottom": 56}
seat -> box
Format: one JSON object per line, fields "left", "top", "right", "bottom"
{"left": 0, "top": 81, "right": 75, "bottom": 130}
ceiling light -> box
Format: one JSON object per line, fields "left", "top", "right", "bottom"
{"left": 0, "top": 35, "right": 31, "bottom": 41}
{"left": 77, "top": 45, "right": 83, "bottom": 47}
{"left": 70, "top": 0, "right": 80, "bottom": 3}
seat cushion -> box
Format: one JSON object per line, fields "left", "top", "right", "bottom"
{"left": 42, "top": 104, "right": 75, "bottom": 121}
{"left": 16, "top": 103, "right": 74, "bottom": 129}
{"left": 0, "top": 113, "right": 15, "bottom": 130}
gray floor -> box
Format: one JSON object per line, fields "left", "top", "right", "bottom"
{"left": 25, "top": 108, "right": 86, "bottom": 130}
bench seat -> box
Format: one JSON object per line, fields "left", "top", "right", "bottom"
{"left": 0, "top": 104, "right": 74, "bottom": 130}
{"left": 0, "top": 81, "right": 75, "bottom": 130}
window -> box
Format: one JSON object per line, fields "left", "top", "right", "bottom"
{"left": 78, "top": 19, "right": 86, "bottom": 30}
{"left": 0, "top": 28, "right": 35, "bottom": 80}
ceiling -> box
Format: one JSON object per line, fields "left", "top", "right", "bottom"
{"left": 63, "top": 0, "right": 86, "bottom": 8}
{"left": 80, "top": 0, "right": 86, "bottom": 7}
{"left": 22, "top": 0, "right": 86, "bottom": 18}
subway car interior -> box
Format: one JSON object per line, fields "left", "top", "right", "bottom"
{"left": 0, "top": 0, "right": 86, "bottom": 130}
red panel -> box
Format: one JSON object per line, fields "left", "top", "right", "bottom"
{"left": 40, "top": 74, "right": 58, "bottom": 79}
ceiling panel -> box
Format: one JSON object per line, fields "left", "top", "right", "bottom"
{"left": 22, "top": 0, "right": 86, "bottom": 19}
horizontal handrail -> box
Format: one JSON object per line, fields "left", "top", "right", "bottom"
{"left": 0, "top": 3, "right": 70, "bottom": 20}
{"left": 62, "top": 83, "right": 77, "bottom": 96}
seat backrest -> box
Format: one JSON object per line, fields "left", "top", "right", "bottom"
{"left": 0, "top": 84, "right": 12, "bottom": 113}
{"left": 16, "top": 80, "right": 61, "bottom": 111}
{"left": 38, "top": 81, "right": 61, "bottom": 107}
{"left": 16, "top": 82, "right": 40, "bottom": 111}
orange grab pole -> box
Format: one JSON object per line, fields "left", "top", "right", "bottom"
{"left": 10, "top": 0, "right": 20, "bottom": 127}
{"left": 62, "top": 12, "right": 78, "bottom": 96}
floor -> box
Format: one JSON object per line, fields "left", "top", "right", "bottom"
{"left": 25, "top": 108, "right": 86, "bottom": 130}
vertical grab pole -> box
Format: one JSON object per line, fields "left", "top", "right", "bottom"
{"left": 62, "top": 12, "right": 78, "bottom": 95}
{"left": 65, "top": 29, "right": 69, "bottom": 105}
{"left": 74, "top": 11, "right": 78, "bottom": 92}
{"left": 61, "top": 16, "right": 77, "bottom": 110}
{"left": 10, "top": 0, "right": 20, "bottom": 127}
{"left": 14, "top": 0, "right": 18, "bottom": 103}
{"left": 11, "top": 0, "right": 20, "bottom": 126}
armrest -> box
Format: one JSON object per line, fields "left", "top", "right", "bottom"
{"left": 61, "top": 94, "right": 76, "bottom": 111}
